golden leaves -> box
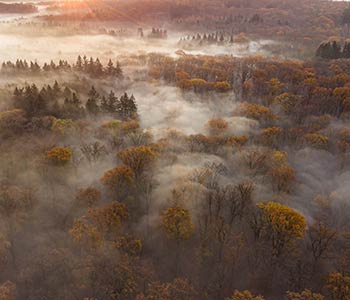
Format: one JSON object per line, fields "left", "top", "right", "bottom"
{"left": 117, "top": 145, "right": 157, "bottom": 175}
{"left": 46, "top": 147, "right": 73, "bottom": 166}
{"left": 161, "top": 206, "right": 194, "bottom": 242}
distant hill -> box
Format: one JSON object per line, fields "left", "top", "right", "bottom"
{"left": 0, "top": 2, "right": 37, "bottom": 14}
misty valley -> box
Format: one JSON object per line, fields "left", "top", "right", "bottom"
{"left": 0, "top": 1, "right": 350, "bottom": 300}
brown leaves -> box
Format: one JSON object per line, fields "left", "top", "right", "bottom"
{"left": 70, "top": 201, "right": 128, "bottom": 246}
{"left": 101, "top": 165, "right": 134, "bottom": 196}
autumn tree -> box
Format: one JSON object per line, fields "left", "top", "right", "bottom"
{"left": 70, "top": 201, "right": 128, "bottom": 246}
{"left": 74, "top": 187, "right": 101, "bottom": 209}
{"left": 100, "top": 165, "right": 135, "bottom": 199}
{"left": 286, "top": 289, "right": 324, "bottom": 300}
{"left": 260, "top": 127, "right": 284, "bottom": 148}
{"left": 0, "top": 109, "right": 27, "bottom": 138}
{"left": 206, "top": 118, "right": 229, "bottom": 136}
{"left": 308, "top": 220, "right": 337, "bottom": 266}
{"left": 325, "top": 272, "right": 350, "bottom": 300}
{"left": 161, "top": 206, "right": 194, "bottom": 242}
{"left": 161, "top": 206, "right": 194, "bottom": 275}
{"left": 267, "top": 151, "right": 295, "bottom": 193}
{"left": 225, "top": 290, "right": 265, "bottom": 300}
{"left": 117, "top": 146, "right": 157, "bottom": 176}
{"left": 139, "top": 278, "right": 197, "bottom": 300}
{"left": 240, "top": 102, "right": 276, "bottom": 126}
{"left": 0, "top": 184, "right": 35, "bottom": 269}
{"left": 304, "top": 134, "right": 329, "bottom": 149}
{"left": 0, "top": 281, "right": 16, "bottom": 300}
{"left": 80, "top": 142, "right": 107, "bottom": 164}
{"left": 46, "top": 147, "right": 73, "bottom": 166}
{"left": 254, "top": 202, "right": 306, "bottom": 257}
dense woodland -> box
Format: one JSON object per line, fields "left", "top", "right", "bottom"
{"left": 1, "top": 1, "right": 350, "bottom": 300}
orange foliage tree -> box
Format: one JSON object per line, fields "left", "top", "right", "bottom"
{"left": 100, "top": 165, "right": 134, "bottom": 197}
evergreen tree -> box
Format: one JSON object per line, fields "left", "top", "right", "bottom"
{"left": 341, "top": 7, "right": 350, "bottom": 25}
{"left": 86, "top": 86, "right": 100, "bottom": 114}
{"left": 72, "top": 93, "right": 81, "bottom": 106}
{"left": 115, "top": 61, "right": 123, "bottom": 78}
{"left": 53, "top": 81, "right": 61, "bottom": 97}
{"left": 94, "top": 58, "right": 103, "bottom": 77}
{"left": 75, "top": 55, "right": 83, "bottom": 72}
{"left": 117, "top": 93, "right": 137, "bottom": 118}
{"left": 100, "top": 96, "right": 109, "bottom": 113}
{"left": 343, "top": 40, "right": 350, "bottom": 58}
{"left": 64, "top": 86, "right": 72, "bottom": 99}
{"left": 106, "top": 59, "right": 115, "bottom": 76}
{"left": 107, "top": 90, "right": 118, "bottom": 113}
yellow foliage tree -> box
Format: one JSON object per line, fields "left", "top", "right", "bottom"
{"left": 325, "top": 272, "right": 350, "bottom": 300}
{"left": 161, "top": 206, "right": 194, "bottom": 242}
{"left": 241, "top": 102, "right": 276, "bottom": 124}
{"left": 46, "top": 147, "right": 73, "bottom": 166}
{"left": 268, "top": 163, "right": 295, "bottom": 193}
{"left": 51, "top": 118, "right": 76, "bottom": 136}
{"left": 206, "top": 118, "right": 229, "bottom": 136}
{"left": 117, "top": 146, "right": 157, "bottom": 175}
{"left": 260, "top": 127, "right": 284, "bottom": 147}
{"left": 225, "top": 290, "right": 265, "bottom": 300}
{"left": 213, "top": 81, "right": 232, "bottom": 93}
{"left": 257, "top": 202, "right": 306, "bottom": 257}
{"left": 286, "top": 289, "right": 324, "bottom": 300}
{"left": 304, "top": 133, "right": 329, "bottom": 149}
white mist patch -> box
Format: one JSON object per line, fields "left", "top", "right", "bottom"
{"left": 0, "top": 25, "right": 275, "bottom": 63}
{"left": 129, "top": 82, "right": 213, "bottom": 137}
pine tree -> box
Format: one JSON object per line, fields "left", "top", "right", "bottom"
{"left": 106, "top": 59, "right": 115, "bottom": 76}
{"left": 53, "top": 81, "right": 61, "bottom": 96}
{"left": 344, "top": 40, "right": 350, "bottom": 58}
{"left": 83, "top": 55, "right": 88, "bottom": 72}
{"left": 86, "top": 86, "right": 100, "bottom": 114}
{"left": 100, "top": 96, "right": 109, "bottom": 113}
{"left": 64, "top": 87, "right": 72, "bottom": 99}
{"left": 94, "top": 58, "right": 103, "bottom": 77}
{"left": 115, "top": 61, "right": 123, "bottom": 78}
{"left": 117, "top": 93, "right": 137, "bottom": 118}
{"left": 72, "top": 93, "right": 81, "bottom": 106}
{"left": 107, "top": 90, "right": 118, "bottom": 113}
{"left": 75, "top": 55, "right": 83, "bottom": 72}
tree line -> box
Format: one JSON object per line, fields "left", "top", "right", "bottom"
{"left": 1, "top": 55, "right": 123, "bottom": 78}
{"left": 12, "top": 81, "right": 137, "bottom": 119}
{"left": 316, "top": 38, "right": 350, "bottom": 59}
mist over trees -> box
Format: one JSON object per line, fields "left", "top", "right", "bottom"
{"left": 0, "top": 1, "right": 350, "bottom": 300}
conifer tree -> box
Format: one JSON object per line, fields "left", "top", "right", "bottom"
{"left": 86, "top": 86, "right": 100, "bottom": 114}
